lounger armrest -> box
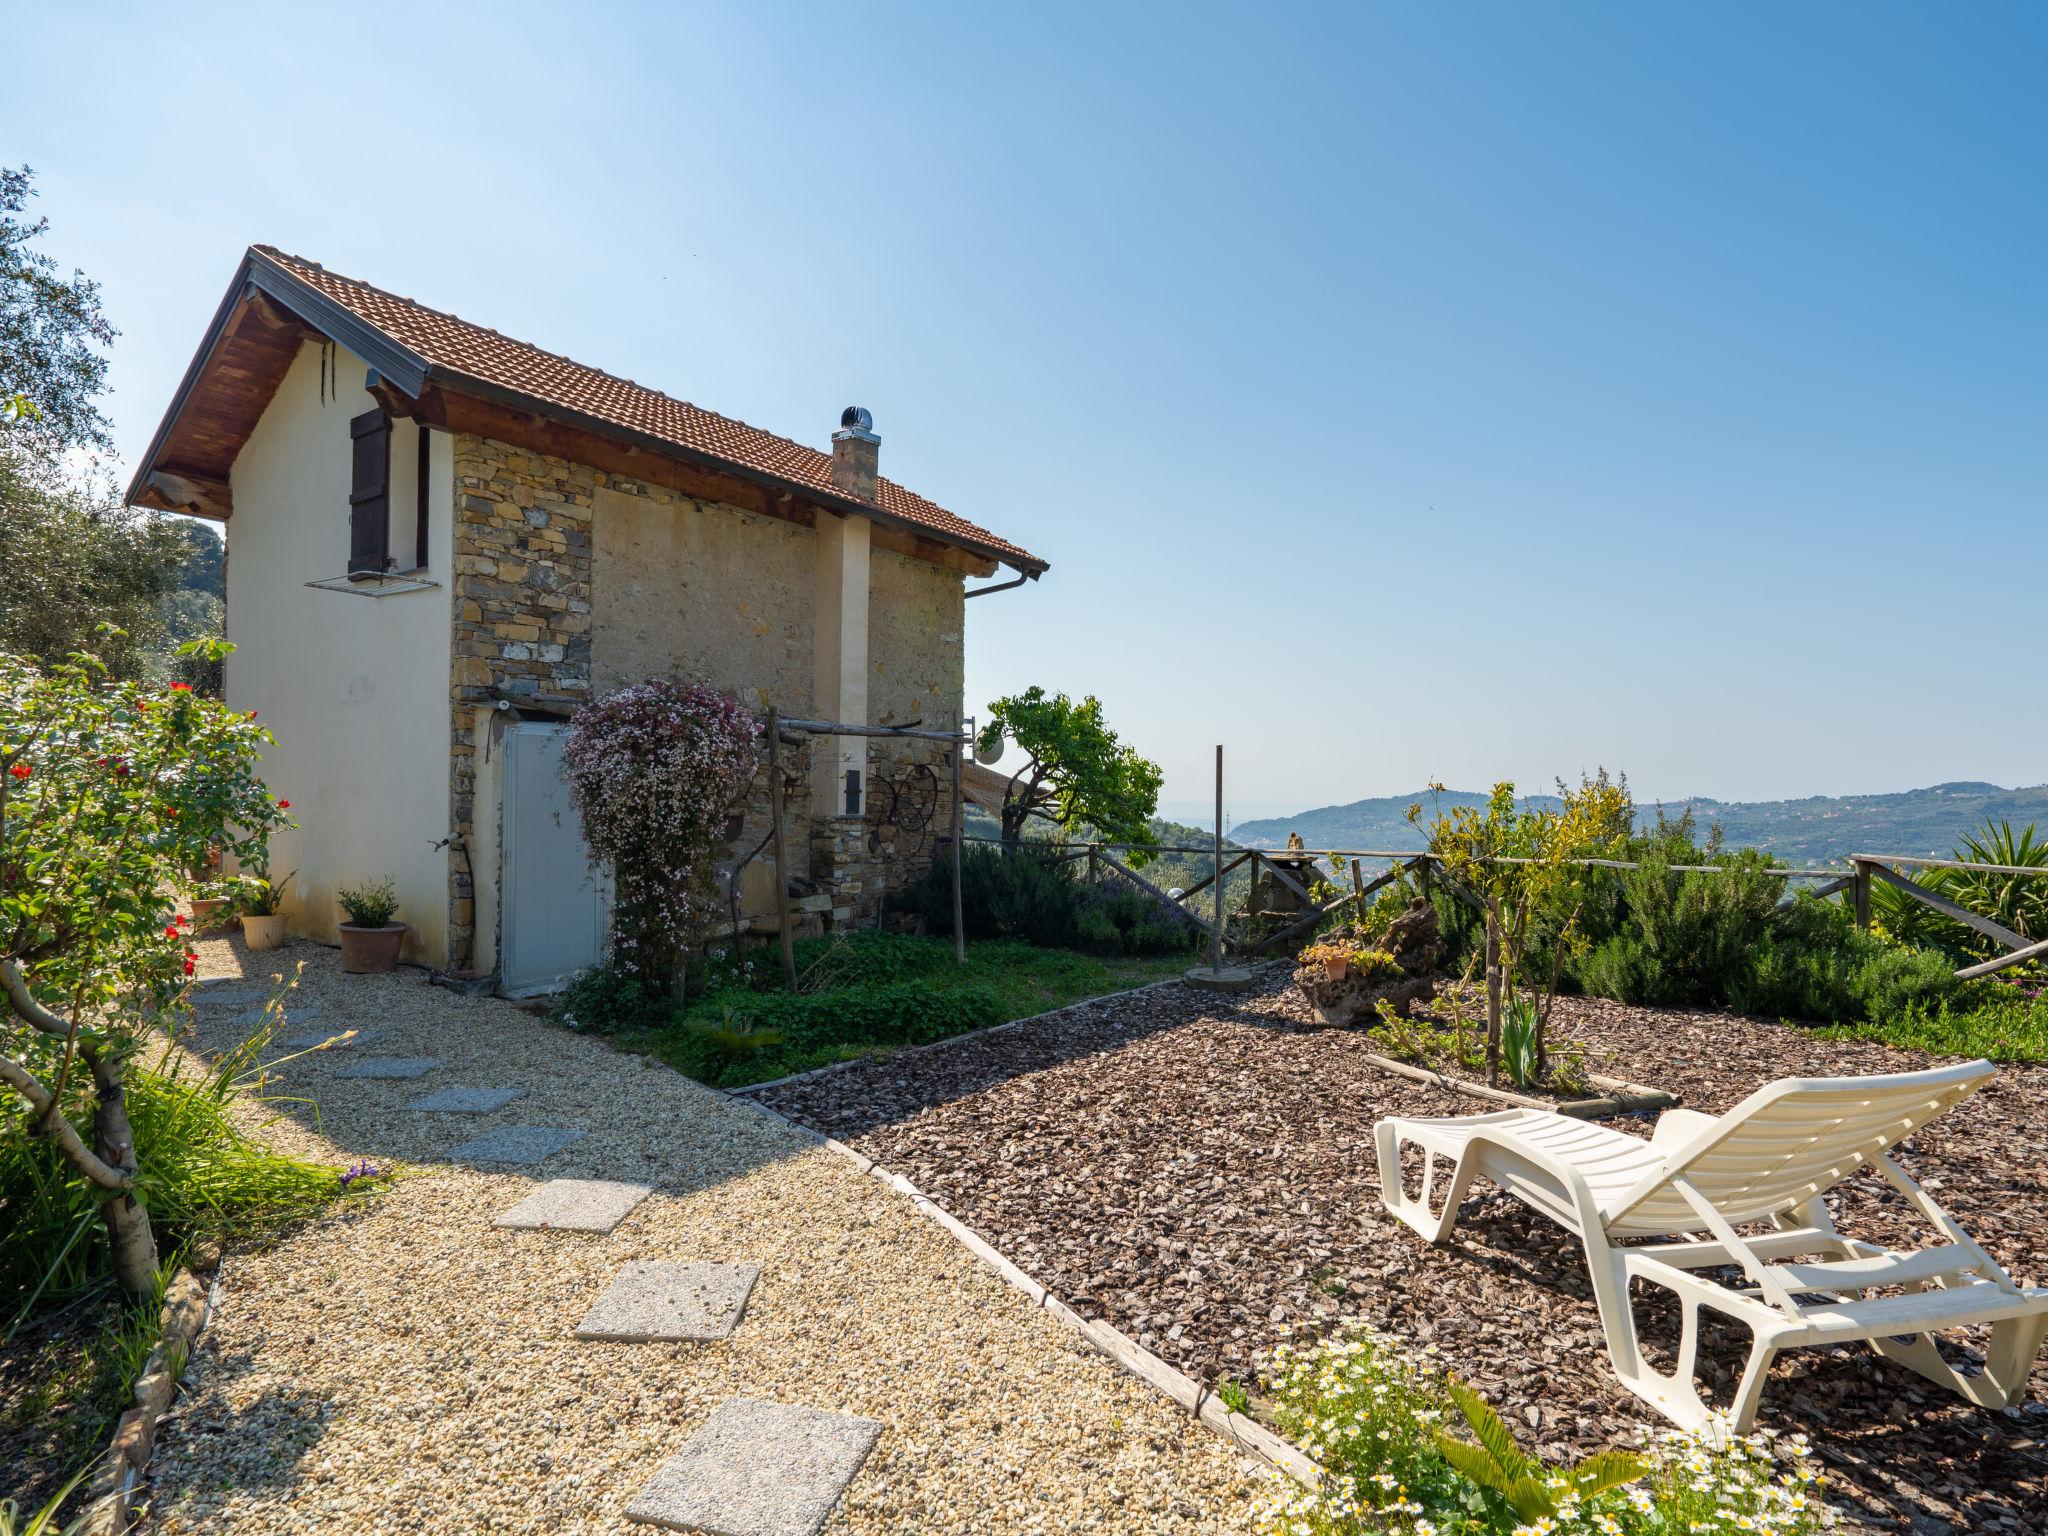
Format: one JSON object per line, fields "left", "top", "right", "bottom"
{"left": 1651, "top": 1108, "right": 1719, "bottom": 1151}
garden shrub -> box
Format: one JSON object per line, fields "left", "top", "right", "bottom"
{"left": 1426, "top": 808, "right": 1969, "bottom": 1027}
{"left": 1571, "top": 854, "right": 1785, "bottom": 1008}
{"left": 1729, "top": 896, "right": 1958, "bottom": 1024}
{"left": 899, "top": 844, "right": 1199, "bottom": 957}
{"left": 554, "top": 960, "right": 674, "bottom": 1035}
{"left": 1256, "top": 1325, "right": 1827, "bottom": 1536}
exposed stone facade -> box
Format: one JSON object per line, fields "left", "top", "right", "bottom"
{"left": 444, "top": 432, "right": 963, "bottom": 971}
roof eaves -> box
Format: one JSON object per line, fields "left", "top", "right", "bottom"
{"left": 426, "top": 363, "right": 1051, "bottom": 577}
{"left": 124, "top": 252, "right": 258, "bottom": 508}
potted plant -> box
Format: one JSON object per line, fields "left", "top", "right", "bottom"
{"left": 187, "top": 881, "right": 232, "bottom": 934}
{"left": 1301, "top": 938, "right": 1351, "bottom": 981}
{"left": 336, "top": 877, "right": 406, "bottom": 973}
{"left": 235, "top": 869, "right": 294, "bottom": 951}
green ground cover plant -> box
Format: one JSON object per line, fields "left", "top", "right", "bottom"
{"left": 560, "top": 930, "right": 1186, "bottom": 1088}
{"left": 1255, "top": 1325, "right": 1827, "bottom": 1536}
{"left": 1813, "top": 977, "right": 2048, "bottom": 1062}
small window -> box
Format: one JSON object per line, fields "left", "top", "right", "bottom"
{"left": 348, "top": 408, "right": 391, "bottom": 579}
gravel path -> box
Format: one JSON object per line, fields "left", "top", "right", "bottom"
{"left": 150, "top": 936, "right": 1258, "bottom": 1534}
{"left": 761, "top": 975, "right": 2048, "bottom": 1536}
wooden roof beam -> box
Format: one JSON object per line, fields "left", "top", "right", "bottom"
{"left": 146, "top": 468, "right": 233, "bottom": 520}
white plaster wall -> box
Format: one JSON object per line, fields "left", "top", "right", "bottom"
{"left": 222, "top": 338, "right": 455, "bottom": 963}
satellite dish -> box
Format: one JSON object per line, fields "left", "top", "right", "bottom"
{"left": 974, "top": 733, "right": 1005, "bottom": 767}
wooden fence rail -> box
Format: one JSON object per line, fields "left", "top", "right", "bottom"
{"left": 960, "top": 837, "right": 2047, "bottom": 980}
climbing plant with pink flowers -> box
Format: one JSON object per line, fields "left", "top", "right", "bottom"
{"left": 561, "top": 677, "right": 760, "bottom": 985}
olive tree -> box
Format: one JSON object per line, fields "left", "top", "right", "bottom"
{"left": 0, "top": 640, "right": 287, "bottom": 1294}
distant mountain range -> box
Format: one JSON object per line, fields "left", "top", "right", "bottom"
{"left": 1230, "top": 782, "right": 2048, "bottom": 869}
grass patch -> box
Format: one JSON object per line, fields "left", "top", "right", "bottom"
{"left": 0, "top": 1015, "right": 385, "bottom": 1511}
{"left": 0, "top": 1267, "right": 168, "bottom": 1509}
{"left": 1810, "top": 977, "right": 2048, "bottom": 1062}
{"left": 565, "top": 932, "right": 1188, "bottom": 1088}
{"left": 2, "top": 1035, "right": 357, "bottom": 1318}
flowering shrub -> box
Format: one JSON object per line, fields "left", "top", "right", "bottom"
{"left": 560, "top": 678, "right": 759, "bottom": 982}
{"left": 1255, "top": 1325, "right": 1828, "bottom": 1536}
{"left": 1, "top": 641, "right": 293, "bottom": 1295}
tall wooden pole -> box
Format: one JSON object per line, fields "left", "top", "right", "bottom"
{"left": 767, "top": 708, "right": 796, "bottom": 991}
{"left": 950, "top": 717, "right": 967, "bottom": 966}
{"left": 1211, "top": 744, "right": 1224, "bottom": 972}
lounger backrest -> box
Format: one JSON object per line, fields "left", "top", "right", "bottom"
{"left": 1600, "top": 1059, "right": 1994, "bottom": 1234}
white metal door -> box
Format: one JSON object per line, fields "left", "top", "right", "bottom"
{"left": 500, "top": 724, "right": 609, "bottom": 995}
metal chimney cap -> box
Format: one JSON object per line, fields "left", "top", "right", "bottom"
{"left": 835, "top": 405, "right": 878, "bottom": 443}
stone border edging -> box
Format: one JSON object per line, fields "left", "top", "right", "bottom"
{"left": 730, "top": 1090, "right": 1323, "bottom": 1491}
{"left": 727, "top": 976, "right": 1192, "bottom": 1097}
{"left": 76, "top": 1255, "right": 218, "bottom": 1535}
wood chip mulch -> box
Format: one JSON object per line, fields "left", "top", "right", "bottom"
{"left": 760, "top": 976, "right": 2048, "bottom": 1535}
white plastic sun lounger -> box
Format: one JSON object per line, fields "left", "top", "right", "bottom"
{"left": 1376, "top": 1059, "right": 2048, "bottom": 1431}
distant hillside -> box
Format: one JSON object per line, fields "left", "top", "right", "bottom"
{"left": 1233, "top": 782, "right": 2048, "bottom": 868}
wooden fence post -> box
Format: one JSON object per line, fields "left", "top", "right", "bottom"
{"left": 950, "top": 725, "right": 965, "bottom": 966}
{"left": 767, "top": 708, "right": 796, "bottom": 991}
{"left": 1211, "top": 745, "right": 1224, "bottom": 972}
{"left": 1850, "top": 858, "right": 1873, "bottom": 931}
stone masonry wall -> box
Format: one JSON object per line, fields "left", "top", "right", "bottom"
{"left": 446, "top": 437, "right": 596, "bottom": 964}
{"left": 445, "top": 432, "right": 965, "bottom": 969}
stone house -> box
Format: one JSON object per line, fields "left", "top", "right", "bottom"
{"left": 128, "top": 246, "right": 1045, "bottom": 991}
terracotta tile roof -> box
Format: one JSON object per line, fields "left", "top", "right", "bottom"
{"left": 249, "top": 246, "right": 1042, "bottom": 571}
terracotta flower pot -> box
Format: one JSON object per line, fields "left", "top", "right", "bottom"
{"left": 1323, "top": 952, "right": 1349, "bottom": 981}
{"left": 188, "top": 896, "right": 230, "bottom": 933}
{"left": 338, "top": 922, "right": 407, "bottom": 973}
{"left": 241, "top": 913, "right": 287, "bottom": 951}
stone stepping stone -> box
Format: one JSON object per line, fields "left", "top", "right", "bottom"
{"left": 336, "top": 1056, "right": 442, "bottom": 1080}
{"left": 576, "top": 1261, "right": 759, "bottom": 1343}
{"left": 408, "top": 1085, "right": 526, "bottom": 1114}
{"left": 494, "top": 1178, "right": 652, "bottom": 1233}
{"left": 446, "top": 1125, "right": 584, "bottom": 1166}
{"left": 192, "top": 985, "right": 271, "bottom": 1006}
{"left": 625, "top": 1397, "right": 881, "bottom": 1536}
{"left": 278, "top": 1028, "right": 384, "bottom": 1052}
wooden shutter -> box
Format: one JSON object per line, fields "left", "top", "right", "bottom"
{"left": 348, "top": 408, "right": 391, "bottom": 578}
{"left": 415, "top": 425, "right": 432, "bottom": 570}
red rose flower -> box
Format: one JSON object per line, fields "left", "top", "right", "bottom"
{"left": 164, "top": 925, "right": 181, "bottom": 939}
{"left": 8, "top": 763, "right": 27, "bottom": 780}
{"left": 277, "top": 798, "right": 291, "bottom": 810}
{"left": 183, "top": 953, "right": 197, "bottom": 977}
{"left": 170, "top": 682, "right": 193, "bottom": 693}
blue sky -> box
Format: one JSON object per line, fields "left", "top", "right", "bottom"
{"left": 12, "top": 2, "right": 2045, "bottom": 816}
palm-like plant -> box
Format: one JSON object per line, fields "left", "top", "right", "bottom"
{"left": 1434, "top": 1379, "right": 1648, "bottom": 1522}
{"left": 1948, "top": 820, "right": 2048, "bottom": 946}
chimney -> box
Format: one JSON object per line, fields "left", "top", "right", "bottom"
{"left": 830, "top": 405, "right": 879, "bottom": 502}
